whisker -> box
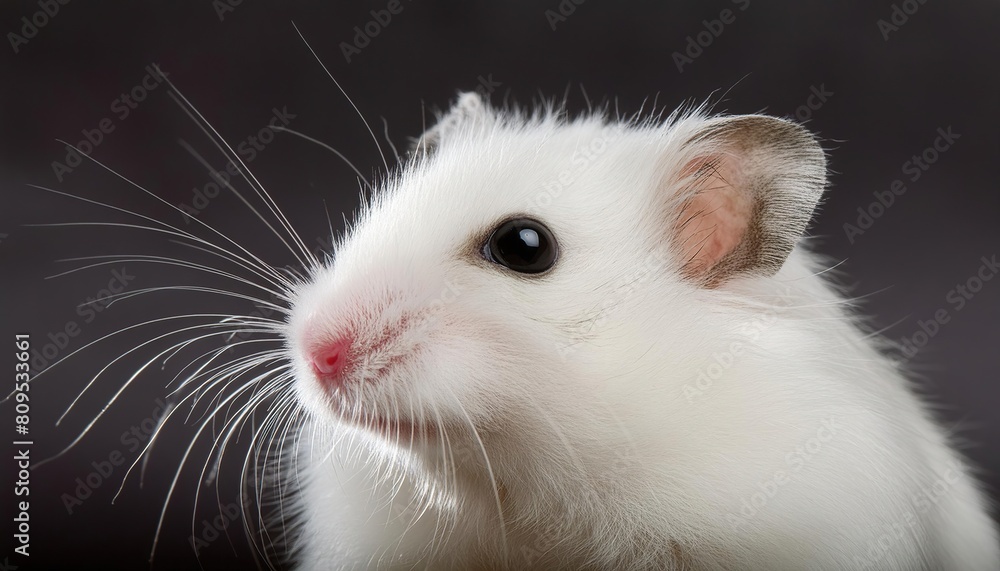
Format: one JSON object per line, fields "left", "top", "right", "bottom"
{"left": 1, "top": 313, "right": 267, "bottom": 404}
{"left": 26, "top": 182, "right": 292, "bottom": 291}
{"left": 138, "top": 400, "right": 176, "bottom": 490}
{"left": 168, "top": 238, "right": 301, "bottom": 294}
{"left": 441, "top": 384, "right": 509, "bottom": 562}
{"left": 96, "top": 285, "right": 289, "bottom": 315}
{"left": 172, "top": 345, "right": 286, "bottom": 403}
{"left": 253, "top": 394, "right": 304, "bottom": 569}
{"left": 174, "top": 135, "right": 313, "bottom": 272}
{"left": 33, "top": 325, "right": 282, "bottom": 471}
{"left": 147, "top": 369, "right": 293, "bottom": 561}
{"left": 291, "top": 21, "right": 389, "bottom": 173}
{"left": 161, "top": 81, "right": 317, "bottom": 272}
{"left": 58, "top": 321, "right": 275, "bottom": 426}
{"left": 270, "top": 126, "right": 373, "bottom": 191}
{"left": 194, "top": 373, "right": 293, "bottom": 495}
{"left": 51, "top": 253, "right": 291, "bottom": 304}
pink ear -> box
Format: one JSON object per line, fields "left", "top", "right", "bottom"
{"left": 664, "top": 115, "right": 827, "bottom": 286}
{"left": 673, "top": 154, "right": 752, "bottom": 282}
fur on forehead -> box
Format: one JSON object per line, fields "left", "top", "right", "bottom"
{"left": 409, "top": 90, "right": 699, "bottom": 157}
{"left": 356, "top": 98, "right": 678, "bottom": 272}
{"left": 383, "top": 92, "right": 826, "bottom": 288}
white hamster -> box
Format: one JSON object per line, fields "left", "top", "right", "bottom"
{"left": 283, "top": 92, "right": 999, "bottom": 570}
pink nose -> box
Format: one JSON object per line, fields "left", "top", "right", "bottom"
{"left": 310, "top": 337, "right": 353, "bottom": 387}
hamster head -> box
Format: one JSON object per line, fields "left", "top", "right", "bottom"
{"left": 286, "top": 92, "right": 826, "bottom": 523}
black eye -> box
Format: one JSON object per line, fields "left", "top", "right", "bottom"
{"left": 482, "top": 218, "right": 558, "bottom": 274}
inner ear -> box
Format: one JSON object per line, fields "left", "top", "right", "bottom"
{"left": 673, "top": 154, "right": 754, "bottom": 284}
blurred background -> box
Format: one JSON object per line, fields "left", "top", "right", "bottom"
{"left": 1, "top": 1, "right": 998, "bottom": 568}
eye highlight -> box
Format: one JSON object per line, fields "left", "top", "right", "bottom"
{"left": 482, "top": 218, "right": 558, "bottom": 274}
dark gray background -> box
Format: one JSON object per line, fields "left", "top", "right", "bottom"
{"left": 2, "top": 1, "right": 998, "bottom": 569}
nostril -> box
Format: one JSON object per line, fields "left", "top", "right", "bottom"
{"left": 311, "top": 337, "right": 354, "bottom": 385}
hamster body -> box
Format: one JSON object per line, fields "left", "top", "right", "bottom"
{"left": 283, "top": 93, "right": 999, "bottom": 570}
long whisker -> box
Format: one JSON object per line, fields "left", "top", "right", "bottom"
{"left": 2, "top": 313, "right": 264, "bottom": 404}
{"left": 214, "top": 390, "right": 294, "bottom": 566}
{"left": 51, "top": 253, "right": 291, "bottom": 304}
{"left": 32, "top": 324, "right": 281, "bottom": 472}
{"left": 186, "top": 353, "right": 289, "bottom": 425}
{"left": 56, "top": 321, "right": 275, "bottom": 426}
{"left": 148, "top": 368, "right": 293, "bottom": 561}
{"left": 291, "top": 21, "right": 389, "bottom": 173}
{"left": 270, "top": 126, "right": 373, "bottom": 191}
{"left": 26, "top": 181, "right": 292, "bottom": 292}
{"left": 94, "top": 285, "right": 288, "bottom": 316}
{"left": 161, "top": 81, "right": 317, "bottom": 272}
{"left": 168, "top": 238, "right": 301, "bottom": 294}
{"left": 174, "top": 135, "right": 312, "bottom": 271}
{"left": 139, "top": 399, "right": 176, "bottom": 490}
{"left": 441, "top": 385, "right": 509, "bottom": 562}
{"left": 246, "top": 389, "right": 303, "bottom": 569}
{"left": 271, "top": 398, "right": 304, "bottom": 554}
{"left": 172, "top": 344, "right": 286, "bottom": 400}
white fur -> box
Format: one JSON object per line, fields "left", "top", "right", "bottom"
{"left": 282, "top": 96, "right": 999, "bottom": 570}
